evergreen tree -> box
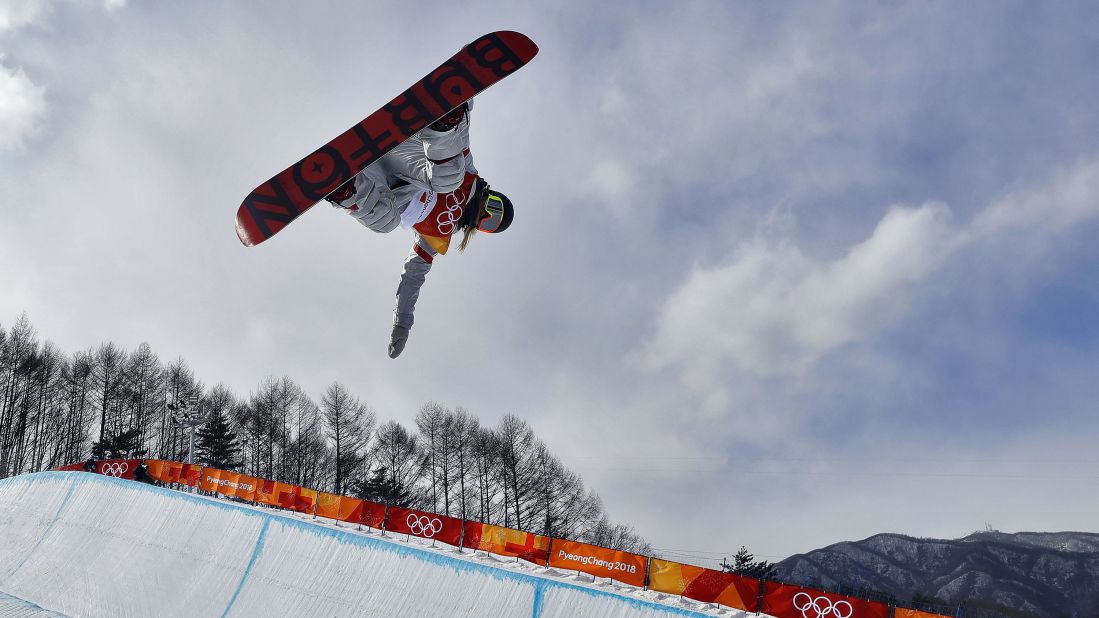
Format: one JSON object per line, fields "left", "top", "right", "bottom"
{"left": 721, "top": 546, "right": 778, "bottom": 580}
{"left": 195, "top": 408, "right": 241, "bottom": 470}
{"left": 354, "top": 465, "right": 413, "bottom": 507}
{"left": 90, "top": 428, "right": 147, "bottom": 459}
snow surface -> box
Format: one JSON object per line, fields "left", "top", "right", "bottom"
{"left": 0, "top": 472, "right": 744, "bottom": 617}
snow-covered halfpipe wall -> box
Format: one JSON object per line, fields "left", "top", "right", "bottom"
{"left": 0, "top": 472, "right": 716, "bottom": 617}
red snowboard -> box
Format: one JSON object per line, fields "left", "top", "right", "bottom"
{"left": 235, "top": 31, "right": 538, "bottom": 247}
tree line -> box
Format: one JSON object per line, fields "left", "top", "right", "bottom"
{"left": 0, "top": 313, "right": 650, "bottom": 553}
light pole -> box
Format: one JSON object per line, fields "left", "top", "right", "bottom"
{"left": 167, "top": 393, "right": 211, "bottom": 466}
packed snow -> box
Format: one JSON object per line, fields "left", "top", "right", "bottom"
{"left": 0, "top": 472, "right": 745, "bottom": 617}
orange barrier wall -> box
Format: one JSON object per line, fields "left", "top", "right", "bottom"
{"left": 292, "top": 486, "right": 318, "bottom": 513}
{"left": 57, "top": 459, "right": 960, "bottom": 618}
{"left": 316, "top": 492, "right": 367, "bottom": 524}
{"left": 648, "top": 558, "right": 758, "bottom": 610}
{"left": 360, "top": 499, "right": 387, "bottom": 529}
{"left": 200, "top": 468, "right": 258, "bottom": 501}
{"left": 762, "top": 582, "right": 890, "bottom": 618}
{"left": 462, "top": 522, "right": 551, "bottom": 565}
{"left": 385, "top": 506, "right": 464, "bottom": 546}
{"left": 896, "top": 610, "right": 952, "bottom": 618}
{"left": 548, "top": 539, "right": 646, "bottom": 588}
{"left": 96, "top": 459, "right": 140, "bottom": 480}
{"left": 254, "top": 479, "right": 298, "bottom": 508}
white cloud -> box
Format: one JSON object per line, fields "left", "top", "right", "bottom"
{"left": 0, "top": 0, "right": 47, "bottom": 32}
{"left": 970, "top": 158, "right": 1099, "bottom": 241}
{"left": 104, "top": 0, "right": 125, "bottom": 11}
{"left": 645, "top": 201, "right": 956, "bottom": 378}
{"left": 644, "top": 157, "right": 1099, "bottom": 385}
{"left": 0, "top": 56, "right": 46, "bottom": 151}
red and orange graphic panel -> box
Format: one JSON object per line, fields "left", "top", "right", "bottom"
{"left": 895, "top": 609, "right": 953, "bottom": 618}
{"left": 648, "top": 558, "right": 757, "bottom": 610}
{"left": 146, "top": 459, "right": 179, "bottom": 484}
{"left": 95, "top": 459, "right": 140, "bottom": 480}
{"left": 384, "top": 506, "right": 463, "bottom": 546}
{"left": 359, "top": 499, "right": 386, "bottom": 529}
{"left": 548, "top": 540, "right": 646, "bottom": 588}
{"left": 762, "top": 582, "right": 890, "bottom": 618}
{"left": 200, "top": 468, "right": 257, "bottom": 501}
{"left": 315, "top": 492, "right": 367, "bottom": 523}
{"left": 290, "top": 486, "right": 318, "bottom": 513}
{"left": 254, "top": 479, "right": 299, "bottom": 508}
{"left": 462, "top": 522, "right": 552, "bottom": 565}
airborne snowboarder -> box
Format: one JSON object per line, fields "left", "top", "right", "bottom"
{"left": 324, "top": 101, "right": 513, "bottom": 359}
{"left": 234, "top": 32, "right": 537, "bottom": 360}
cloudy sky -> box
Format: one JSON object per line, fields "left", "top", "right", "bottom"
{"left": 3, "top": 1, "right": 1099, "bottom": 564}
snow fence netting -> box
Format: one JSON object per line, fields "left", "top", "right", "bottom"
{"left": 0, "top": 472, "right": 716, "bottom": 618}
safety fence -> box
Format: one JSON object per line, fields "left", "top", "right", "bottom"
{"left": 56, "top": 459, "right": 955, "bottom": 618}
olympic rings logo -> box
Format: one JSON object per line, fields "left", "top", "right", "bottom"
{"left": 406, "top": 514, "right": 444, "bottom": 538}
{"left": 793, "top": 593, "right": 854, "bottom": 618}
{"left": 434, "top": 189, "right": 467, "bottom": 236}
{"left": 100, "top": 462, "right": 130, "bottom": 477}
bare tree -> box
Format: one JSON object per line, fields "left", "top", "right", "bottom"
{"left": 447, "top": 407, "right": 478, "bottom": 520}
{"left": 91, "top": 342, "right": 126, "bottom": 452}
{"left": 370, "top": 420, "right": 425, "bottom": 508}
{"left": 496, "top": 414, "right": 538, "bottom": 530}
{"left": 321, "top": 382, "right": 375, "bottom": 495}
{"left": 0, "top": 314, "right": 38, "bottom": 477}
{"left": 471, "top": 425, "right": 501, "bottom": 524}
{"left": 415, "top": 402, "right": 446, "bottom": 512}
{"left": 583, "top": 516, "right": 653, "bottom": 554}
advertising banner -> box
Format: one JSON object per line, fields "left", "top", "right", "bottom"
{"left": 548, "top": 540, "right": 647, "bottom": 588}
{"left": 147, "top": 460, "right": 202, "bottom": 487}
{"left": 762, "top": 582, "right": 890, "bottom": 618}
{"left": 384, "top": 506, "right": 463, "bottom": 546}
{"left": 462, "top": 522, "right": 551, "bottom": 565}
{"left": 228, "top": 473, "right": 257, "bottom": 501}
{"left": 895, "top": 610, "right": 952, "bottom": 618}
{"left": 254, "top": 479, "right": 299, "bottom": 508}
{"left": 648, "top": 558, "right": 758, "bottom": 610}
{"left": 199, "top": 468, "right": 257, "bottom": 501}
{"left": 315, "top": 492, "right": 367, "bottom": 524}
{"left": 360, "top": 499, "right": 386, "bottom": 529}
{"left": 54, "top": 462, "right": 85, "bottom": 471}
{"left": 178, "top": 463, "right": 202, "bottom": 486}
{"left": 95, "top": 459, "right": 140, "bottom": 480}
{"left": 290, "top": 486, "right": 318, "bottom": 513}
{"left": 146, "top": 459, "right": 179, "bottom": 484}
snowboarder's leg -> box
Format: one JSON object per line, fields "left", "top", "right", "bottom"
{"left": 328, "top": 172, "right": 402, "bottom": 233}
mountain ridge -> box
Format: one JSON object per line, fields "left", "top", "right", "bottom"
{"left": 775, "top": 531, "right": 1099, "bottom": 617}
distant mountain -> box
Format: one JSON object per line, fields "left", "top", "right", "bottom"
{"left": 774, "top": 531, "right": 1099, "bottom": 617}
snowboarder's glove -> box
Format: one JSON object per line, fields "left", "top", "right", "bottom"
{"left": 388, "top": 325, "right": 409, "bottom": 359}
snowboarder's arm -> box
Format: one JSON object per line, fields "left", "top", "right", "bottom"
{"left": 394, "top": 237, "right": 437, "bottom": 330}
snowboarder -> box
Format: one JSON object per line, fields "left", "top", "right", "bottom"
{"left": 326, "top": 101, "right": 514, "bottom": 358}
{"left": 134, "top": 460, "right": 152, "bottom": 484}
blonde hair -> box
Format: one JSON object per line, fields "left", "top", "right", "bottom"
{"left": 458, "top": 224, "right": 477, "bottom": 252}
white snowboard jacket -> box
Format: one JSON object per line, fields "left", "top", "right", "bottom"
{"left": 331, "top": 105, "right": 477, "bottom": 330}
